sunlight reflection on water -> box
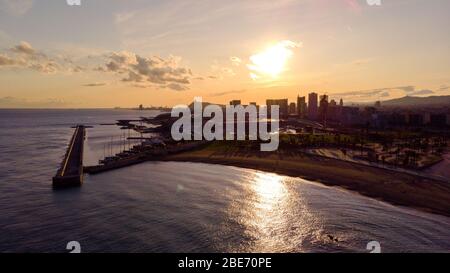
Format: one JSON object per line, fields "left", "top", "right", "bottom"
{"left": 1, "top": 109, "right": 450, "bottom": 253}
{"left": 225, "top": 172, "right": 325, "bottom": 252}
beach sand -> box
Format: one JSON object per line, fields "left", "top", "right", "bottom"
{"left": 163, "top": 142, "right": 450, "bottom": 217}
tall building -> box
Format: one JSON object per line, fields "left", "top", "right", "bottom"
{"left": 319, "top": 95, "right": 329, "bottom": 123}
{"left": 308, "top": 92, "right": 318, "bottom": 120}
{"left": 297, "top": 95, "right": 307, "bottom": 118}
{"left": 266, "top": 99, "right": 289, "bottom": 118}
{"left": 329, "top": 99, "right": 337, "bottom": 120}
{"left": 339, "top": 98, "right": 344, "bottom": 107}
{"left": 289, "top": 102, "right": 297, "bottom": 115}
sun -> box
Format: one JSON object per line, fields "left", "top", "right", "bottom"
{"left": 248, "top": 40, "right": 299, "bottom": 80}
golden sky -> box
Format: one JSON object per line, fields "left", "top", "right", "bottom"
{"left": 0, "top": 0, "right": 449, "bottom": 108}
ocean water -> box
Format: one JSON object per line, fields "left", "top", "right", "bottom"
{"left": 0, "top": 109, "right": 449, "bottom": 253}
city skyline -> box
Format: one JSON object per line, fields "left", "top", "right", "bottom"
{"left": 0, "top": 0, "right": 449, "bottom": 108}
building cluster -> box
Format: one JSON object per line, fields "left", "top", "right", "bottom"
{"left": 229, "top": 92, "right": 450, "bottom": 129}
{"left": 375, "top": 110, "right": 450, "bottom": 128}
{"left": 230, "top": 93, "right": 348, "bottom": 123}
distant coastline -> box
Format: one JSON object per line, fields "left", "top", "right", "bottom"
{"left": 1, "top": 95, "right": 449, "bottom": 110}
{"left": 0, "top": 107, "right": 167, "bottom": 111}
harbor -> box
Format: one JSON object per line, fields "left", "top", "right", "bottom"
{"left": 53, "top": 115, "right": 207, "bottom": 181}
{"left": 3, "top": 108, "right": 450, "bottom": 253}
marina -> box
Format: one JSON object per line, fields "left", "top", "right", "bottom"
{"left": 51, "top": 114, "right": 207, "bottom": 178}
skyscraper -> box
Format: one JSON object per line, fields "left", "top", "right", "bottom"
{"left": 308, "top": 92, "right": 318, "bottom": 120}
{"left": 329, "top": 99, "right": 337, "bottom": 121}
{"left": 297, "top": 95, "right": 307, "bottom": 118}
{"left": 319, "top": 95, "right": 329, "bottom": 123}
{"left": 289, "top": 102, "right": 297, "bottom": 115}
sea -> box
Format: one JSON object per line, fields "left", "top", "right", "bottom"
{"left": 0, "top": 109, "right": 449, "bottom": 253}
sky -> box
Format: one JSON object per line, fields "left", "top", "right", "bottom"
{"left": 0, "top": 0, "right": 449, "bottom": 108}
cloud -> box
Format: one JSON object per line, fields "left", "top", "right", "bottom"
{"left": 0, "top": 54, "right": 15, "bottom": 65}
{"left": 99, "top": 51, "right": 192, "bottom": 90}
{"left": 72, "top": 65, "right": 85, "bottom": 73}
{"left": 409, "top": 89, "right": 434, "bottom": 96}
{"left": 0, "top": 0, "right": 34, "bottom": 16}
{"left": 131, "top": 83, "right": 151, "bottom": 89}
{"left": 395, "top": 85, "right": 415, "bottom": 93}
{"left": 351, "top": 58, "right": 373, "bottom": 66}
{"left": 11, "top": 41, "right": 36, "bottom": 55}
{"left": 210, "top": 89, "right": 247, "bottom": 97}
{"left": 210, "top": 61, "right": 236, "bottom": 79}
{"left": 1, "top": 42, "right": 194, "bottom": 90}
{"left": 333, "top": 86, "right": 437, "bottom": 102}
{"left": 163, "top": 83, "right": 188, "bottom": 91}
{"left": 83, "top": 82, "right": 107, "bottom": 87}
{"left": 114, "top": 12, "right": 136, "bottom": 24}
{"left": 29, "top": 61, "right": 61, "bottom": 73}
{"left": 9, "top": 42, "right": 62, "bottom": 73}
{"left": 333, "top": 88, "right": 388, "bottom": 98}
{"left": 230, "top": 56, "right": 242, "bottom": 66}
{"left": 0, "top": 41, "right": 88, "bottom": 74}
{"left": 438, "top": 85, "right": 449, "bottom": 92}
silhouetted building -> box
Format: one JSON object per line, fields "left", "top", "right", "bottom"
{"left": 319, "top": 95, "right": 329, "bottom": 123}
{"left": 297, "top": 95, "right": 307, "bottom": 118}
{"left": 266, "top": 99, "right": 289, "bottom": 118}
{"left": 341, "top": 106, "right": 364, "bottom": 125}
{"left": 289, "top": 102, "right": 297, "bottom": 115}
{"left": 308, "top": 92, "right": 318, "bottom": 120}
{"left": 230, "top": 100, "right": 241, "bottom": 106}
{"left": 388, "top": 113, "right": 408, "bottom": 126}
{"left": 329, "top": 99, "right": 337, "bottom": 121}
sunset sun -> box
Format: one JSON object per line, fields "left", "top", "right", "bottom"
{"left": 248, "top": 40, "right": 300, "bottom": 80}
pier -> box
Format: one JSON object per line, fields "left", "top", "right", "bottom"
{"left": 53, "top": 125, "right": 86, "bottom": 188}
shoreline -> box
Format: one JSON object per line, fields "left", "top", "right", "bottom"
{"left": 162, "top": 146, "right": 450, "bottom": 218}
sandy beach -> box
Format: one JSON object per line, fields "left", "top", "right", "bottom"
{"left": 163, "top": 142, "right": 450, "bottom": 217}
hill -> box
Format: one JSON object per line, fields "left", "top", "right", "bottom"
{"left": 381, "top": 96, "right": 450, "bottom": 107}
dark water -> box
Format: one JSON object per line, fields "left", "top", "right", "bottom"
{"left": 0, "top": 109, "right": 449, "bottom": 253}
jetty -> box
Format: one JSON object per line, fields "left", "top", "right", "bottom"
{"left": 52, "top": 125, "right": 86, "bottom": 188}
